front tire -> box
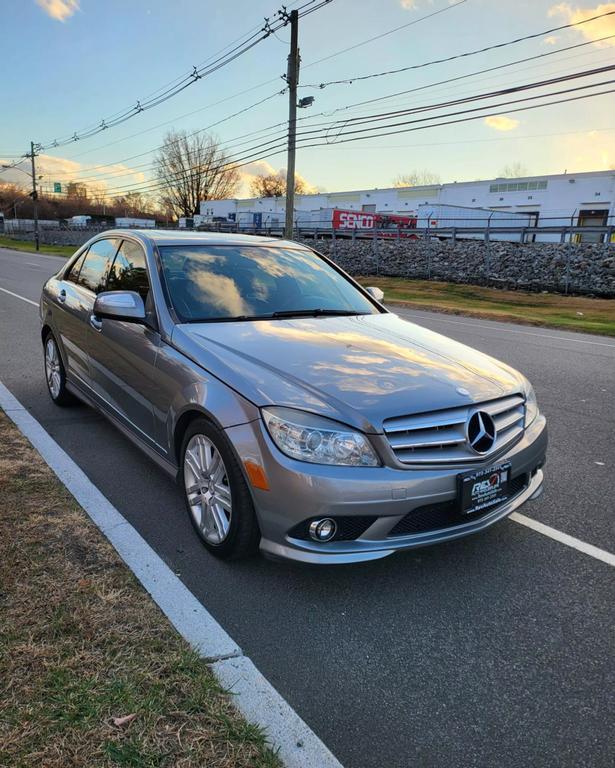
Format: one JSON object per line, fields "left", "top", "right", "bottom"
{"left": 180, "top": 418, "right": 260, "bottom": 560}
{"left": 44, "top": 332, "right": 76, "bottom": 406}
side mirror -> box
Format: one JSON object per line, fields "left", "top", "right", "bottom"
{"left": 93, "top": 291, "right": 146, "bottom": 322}
{"left": 365, "top": 286, "right": 384, "bottom": 303}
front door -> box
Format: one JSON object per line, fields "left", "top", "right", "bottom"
{"left": 55, "top": 238, "right": 119, "bottom": 391}
{"left": 87, "top": 238, "right": 164, "bottom": 455}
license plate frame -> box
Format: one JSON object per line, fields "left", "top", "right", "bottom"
{"left": 457, "top": 462, "right": 512, "bottom": 516}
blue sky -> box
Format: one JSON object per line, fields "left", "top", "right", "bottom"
{"left": 1, "top": 0, "right": 614, "bottom": 198}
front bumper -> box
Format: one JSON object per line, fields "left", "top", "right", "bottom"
{"left": 225, "top": 414, "right": 547, "bottom": 564}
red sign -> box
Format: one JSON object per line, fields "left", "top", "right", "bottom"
{"left": 331, "top": 208, "right": 417, "bottom": 234}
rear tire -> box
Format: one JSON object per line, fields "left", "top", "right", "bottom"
{"left": 44, "top": 332, "right": 76, "bottom": 407}
{"left": 180, "top": 417, "right": 260, "bottom": 560}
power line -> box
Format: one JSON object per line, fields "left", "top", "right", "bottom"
{"left": 34, "top": 0, "right": 333, "bottom": 153}
{"left": 97, "top": 76, "right": 614, "bottom": 199}
{"left": 49, "top": 0, "right": 468, "bottom": 164}
{"left": 311, "top": 125, "right": 615, "bottom": 151}
{"left": 293, "top": 65, "right": 615, "bottom": 136}
{"left": 45, "top": 32, "right": 612, "bottom": 187}
{"left": 59, "top": 81, "right": 615, "bottom": 204}
{"left": 294, "top": 86, "right": 615, "bottom": 151}
{"left": 40, "top": 60, "right": 615, "bottom": 197}
{"left": 313, "top": 33, "right": 615, "bottom": 117}
{"left": 302, "top": 8, "right": 615, "bottom": 89}
{"left": 45, "top": 91, "right": 288, "bottom": 182}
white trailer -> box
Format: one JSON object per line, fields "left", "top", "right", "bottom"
{"left": 115, "top": 217, "right": 155, "bottom": 228}
{"left": 417, "top": 204, "right": 534, "bottom": 241}
{"left": 70, "top": 215, "right": 92, "bottom": 227}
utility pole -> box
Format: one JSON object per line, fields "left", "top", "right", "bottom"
{"left": 284, "top": 9, "right": 299, "bottom": 240}
{"left": 29, "top": 141, "right": 40, "bottom": 251}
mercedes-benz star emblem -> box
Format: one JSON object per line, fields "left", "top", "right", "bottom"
{"left": 466, "top": 411, "right": 497, "bottom": 454}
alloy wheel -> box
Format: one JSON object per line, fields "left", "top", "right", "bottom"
{"left": 45, "top": 338, "right": 62, "bottom": 399}
{"left": 183, "top": 434, "right": 233, "bottom": 545}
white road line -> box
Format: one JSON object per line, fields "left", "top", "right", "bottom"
{"left": 0, "top": 381, "right": 343, "bottom": 768}
{"left": 395, "top": 309, "right": 615, "bottom": 349}
{"left": 510, "top": 512, "right": 615, "bottom": 567}
{"left": 0, "top": 286, "right": 38, "bottom": 306}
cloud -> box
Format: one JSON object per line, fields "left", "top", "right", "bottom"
{"left": 543, "top": 35, "right": 559, "bottom": 44}
{"left": 400, "top": 0, "right": 418, "bottom": 8}
{"left": 484, "top": 115, "right": 520, "bottom": 132}
{"left": 552, "top": 130, "right": 615, "bottom": 170}
{"left": 548, "top": 3, "right": 615, "bottom": 46}
{"left": 35, "top": 0, "right": 79, "bottom": 22}
{"left": 0, "top": 153, "right": 146, "bottom": 194}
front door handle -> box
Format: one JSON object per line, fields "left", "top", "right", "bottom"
{"left": 89, "top": 314, "right": 103, "bottom": 331}
{"left": 58, "top": 289, "right": 66, "bottom": 304}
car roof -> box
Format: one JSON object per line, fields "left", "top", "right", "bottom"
{"left": 100, "top": 229, "right": 307, "bottom": 250}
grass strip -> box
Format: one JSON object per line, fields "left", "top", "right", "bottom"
{"left": 0, "top": 236, "right": 75, "bottom": 257}
{"left": 361, "top": 276, "right": 615, "bottom": 337}
{"left": 0, "top": 412, "right": 281, "bottom": 768}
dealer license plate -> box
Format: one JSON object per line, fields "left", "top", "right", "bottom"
{"left": 458, "top": 462, "right": 511, "bottom": 516}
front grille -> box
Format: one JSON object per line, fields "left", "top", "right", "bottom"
{"left": 383, "top": 394, "right": 525, "bottom": 465}
{"left": 388, "top": 472, "right": 528, "bottom": 537}
{"left": 288, "top": 515, "right": 378, "bottom": 542}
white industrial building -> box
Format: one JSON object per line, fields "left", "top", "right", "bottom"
{"left": 199, "top": 169, "right": 614, "bottom": 242}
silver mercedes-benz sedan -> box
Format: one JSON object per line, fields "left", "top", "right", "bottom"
{"left": 40, "top": 230, "right": 547, "bottom": 564}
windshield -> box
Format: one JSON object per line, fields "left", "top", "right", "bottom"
{"left": 158, "top": 245, "right": 380, "bottom": 322}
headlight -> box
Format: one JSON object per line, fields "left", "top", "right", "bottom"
{"left": 525, "top": 385, "right": 539, "bottom": 427}
{"left": 262, "top": 407, "right": 380, "bottom": 466}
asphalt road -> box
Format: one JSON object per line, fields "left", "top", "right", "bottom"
{"left": 1, "top": 245, "right": 614, "bottom": 768}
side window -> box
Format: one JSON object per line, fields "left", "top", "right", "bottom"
{"left": 77, "top": 238, "right": 119, "bottom": 294}
{"left": 107, "top": 240, "right": 150, "bottom": 301}
{"left": 65, "top": 250, "right": 88, "bottom": 283}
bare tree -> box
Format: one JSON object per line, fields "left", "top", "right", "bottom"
{"left": 393, "top": 169, "right": 441, "bottom": 188}
{"left": 498, "top": 162, "right": 529, "bottom": 178}
{"left": 250, "top": 171, "right": 306, "bottom": 198}
{"left": 154, "top": 130, "right": 240, "bottom": 217}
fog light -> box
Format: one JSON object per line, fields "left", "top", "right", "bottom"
{"left": 309, "top": 518, "right": 337, "bottom": 542}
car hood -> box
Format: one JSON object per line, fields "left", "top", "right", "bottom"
{"left": 172, "top": 313, "right": 526, "bottom": 433}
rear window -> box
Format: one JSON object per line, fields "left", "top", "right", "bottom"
{"left": 158, "top": 245, "right": 377, "bottom": 322}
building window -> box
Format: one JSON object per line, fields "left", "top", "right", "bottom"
{"left": 491, "top": 180, "right": 547, "bottom": 193}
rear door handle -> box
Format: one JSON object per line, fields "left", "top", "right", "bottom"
{"left": 58, "top": 289, "right": 66, "bottom": 304}
{"left": 89, "top": 314, "right": 103, "bottom": 331}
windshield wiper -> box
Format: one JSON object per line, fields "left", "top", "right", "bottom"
{"left": 184, "top": 309, "right": 370, "bottom": 323}
{"left": 270, "top": 309, "right": 369, "bottom": 318}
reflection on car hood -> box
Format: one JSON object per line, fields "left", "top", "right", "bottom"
{"left": 172, "top": 313, "right": 525, "bottom": 432}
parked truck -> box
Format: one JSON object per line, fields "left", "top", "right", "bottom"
{"left": 295, "top": 208, "right": 418, "bottom": 237}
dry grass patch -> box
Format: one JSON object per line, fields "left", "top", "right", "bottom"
{"left": 360, "top": 276, "right": 615, "bottom": 337}
{"left": 0, "top": 413, "right": 280, "bottom": 768}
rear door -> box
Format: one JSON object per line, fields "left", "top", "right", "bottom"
{"left": 55, "top": 238, "right": 119, "bottom": 391}
{"left": 87, "top": 238, "right": 163, "bottom": 452}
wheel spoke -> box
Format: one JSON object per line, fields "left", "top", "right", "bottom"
{"left": 210, "top": 502, "right": 230, "bottom": 539}
{"left": 198, "top": 438, "right": 209, "bottom": 471}
{"left": 213, "top": 483, "right": 232, "bottom": 511}
{"left": 184, "top": 449, "right": 202, "bottom": 481}
{"left": 208, "top": 451, "right": 222, "bottom": 480}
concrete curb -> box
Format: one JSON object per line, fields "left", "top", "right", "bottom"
{"left": 0, "top": 380, "right": 344, "bottom": 768}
